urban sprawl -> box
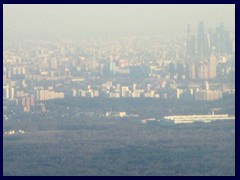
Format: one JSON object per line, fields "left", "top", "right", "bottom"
{"left": 3, "top": 22, "right": 235, "bottom": 113}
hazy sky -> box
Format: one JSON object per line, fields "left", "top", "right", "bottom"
{"left": 4, "top": 4, "right": 235, "bottom": 40}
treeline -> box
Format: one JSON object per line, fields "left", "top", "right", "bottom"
{"left": 45, "top": 96, "right": 235, "bottom": 116}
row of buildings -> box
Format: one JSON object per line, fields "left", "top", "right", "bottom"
{"left": 70, "top": 81, "right": 222, "bottom": 101}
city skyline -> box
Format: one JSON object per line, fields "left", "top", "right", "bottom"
{"left": 3, "top": 4, "right": 235, "bottom": 176}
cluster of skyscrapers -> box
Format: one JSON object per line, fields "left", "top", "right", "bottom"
{"left": 186, "top": 21, "right": 234, "bottom": 58}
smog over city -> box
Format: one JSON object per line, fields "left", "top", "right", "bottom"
{"left": 3, "top": 4, "right": 235, "bottom": 176}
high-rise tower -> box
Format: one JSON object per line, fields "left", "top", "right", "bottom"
{"left": 186, "top": 24, "right": 196, "bottom": 58}
{"left": 186, "top": 24, "right": 191, "bottom": 56}
{"left": 197, "top": 21, "right": 206, "bottom": 57}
